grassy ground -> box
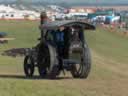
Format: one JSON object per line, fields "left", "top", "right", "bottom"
{"left": 0, "top": 20, "right": 128, "bottom": 96}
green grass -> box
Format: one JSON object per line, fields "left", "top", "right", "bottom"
{"left": 0, "top": 20, "right": 40, "bottom": 52}
{"left": 85, "top": 27, "right": 128, "bottom": 63}
{"left": 0, "top": 20, "right": 128, "bottom": 96}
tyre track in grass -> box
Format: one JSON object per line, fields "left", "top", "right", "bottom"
{"left": 92, "top": 51, "right": 128, "bottom": 78}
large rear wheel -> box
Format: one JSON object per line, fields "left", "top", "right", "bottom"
{"left": 38, "top": 44, "right": 60, "bottom": 79}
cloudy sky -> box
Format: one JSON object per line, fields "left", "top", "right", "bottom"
{"left": 54, "top": 0, "right": 128, "bottom": 3}
{"left": 1, "top": 0, "right": 128, "bottom": 4}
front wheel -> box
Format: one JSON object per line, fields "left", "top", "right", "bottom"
{"left": 70, "top": 48, "right": 91, "bottom": 78}
{"left": 24, "top": 56, "right": 35, "bottom": 77}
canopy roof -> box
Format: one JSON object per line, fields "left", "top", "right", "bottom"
{"left": 41, "top": 20, "right": 95, "bottom": 30}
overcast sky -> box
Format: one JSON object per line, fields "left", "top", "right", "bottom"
{"left": 53, "top": 0, "right": 128, "bottom": 3}
{"left": 1, "top": 0, "right": 128, "bottom": 4}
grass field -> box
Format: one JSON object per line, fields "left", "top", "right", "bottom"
{"left": 0, "top": 20, "right": 128, "bottom": 96}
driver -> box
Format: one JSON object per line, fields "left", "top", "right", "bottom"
{"left": 55, "top": 26, "right": 65, "bottom": 46}
{"left": 54, "top": 26, "right": 65, "bottom": 59}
